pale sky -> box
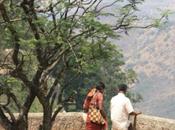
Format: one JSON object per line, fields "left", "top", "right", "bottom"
{"left": 139, "top": 0, "right": 175, "bottom": 14}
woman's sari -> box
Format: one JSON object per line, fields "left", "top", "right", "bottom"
{"left": 85, "top": 91, "right": 107, "bottom": 130}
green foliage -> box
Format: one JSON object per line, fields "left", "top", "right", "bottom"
{"left": 0, "top": 0, "right": 150, "bottom": 129}
{"left": 152, "top": 9, "right": 171, "bottom": 28}
{"left": 126, "top": 92, "right": 143, "bottom": 104}
{"left": 0, "top": 76, "right": 27, "bottom": 112}
{"left": 30, "top": 98, "right": 43, "bottom": 112}
{"left": 62, "top": 42, "right": 138, "bottom": 112}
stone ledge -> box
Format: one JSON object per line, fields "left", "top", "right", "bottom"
{"left": 1, "top": 112, "right": 175, "bottom": 130}
{"left": 136, "top": 114, "right": 175, "bottom": 130}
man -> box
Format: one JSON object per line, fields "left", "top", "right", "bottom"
{"left": 110, "top": 84, "right": 141, "bottom": 130}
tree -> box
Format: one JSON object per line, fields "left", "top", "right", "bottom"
{"left": 0, "top": 0, "right": 166, "bottom": 130}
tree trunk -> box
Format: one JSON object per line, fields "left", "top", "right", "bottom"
{"left": 0, "top": 124, "right": 11, "bottom": 130}
{"left": 1, "top": 118, "right": 28, "bottom": 130}
{"left": 11, "top": 120, "right": 28, "bottom": 130}
{"left": 0, "top": 110, "right": 28, "bottom": 130}
{"left": 39, "top": 103, "right": 52, "bottom": 130}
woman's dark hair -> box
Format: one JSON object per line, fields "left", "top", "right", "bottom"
{"left": 96, "top": 81, "right": 105, "bottom": 90}
{"left": 118, "top": 84, "right": 128, "bottom": 92}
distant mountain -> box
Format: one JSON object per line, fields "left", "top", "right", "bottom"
{"left": 117, "top": 15, "right": 175, "bottom": 119}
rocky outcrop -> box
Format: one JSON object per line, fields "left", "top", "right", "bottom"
{"left": 117, "top": 20, "right": 175, "bottom": 118}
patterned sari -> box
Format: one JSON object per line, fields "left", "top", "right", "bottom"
{"left": 85, "top": 91, "right": 107, "bottom": 130}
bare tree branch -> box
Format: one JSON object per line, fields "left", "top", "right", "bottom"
{"left": 8, "top": 93, "right": 21, "bottom": 110}
{"left": 95, "top": 0, "right": 118, "bottom": 13}
{"left": 2, "top": 106, "right": 16, "bottom": 123}
{"left": 21, "top": 0, "right": 44, "bottom": 65}
{"left": 0, "top": 2, "right": 20, "bottom": 67}
{"left": 82, "top": 0, "right": 98, "bottom": 16}
{"left": 51, "top": 105, "right": 62, "bottom": 122}
{"left": 46, "top": 65, "right": 66, "bottom": 101}
{"left": 0, "top": 18, "right": 25, "bottom": 25}
{"left": 0, "top": 107, "right": 12, "bottom": 130}
{"left": 49, "top": 4, "right": 57, "bottom": 31}
{"left": 18, "top": 90, "right": 35, "bottom": 118}
{"left": 112, "top": 10, "right": 131, "bottom": 30}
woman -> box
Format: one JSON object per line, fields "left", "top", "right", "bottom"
{"left": 85, "top": 82, "right": 108, "bottom": 130}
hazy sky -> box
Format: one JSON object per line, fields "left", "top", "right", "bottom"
{"left": 142, "top": 0, "right": 175, "bottom": 10}
{"left": 139, "top": 0, "right": 175, "bottom": 14}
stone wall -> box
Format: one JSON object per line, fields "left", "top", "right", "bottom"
{"left": 136, "top": 114, "right": 175, "bottom": 130}
{"left": 0, "top": 113, "right": 86, "bottom": 130}
{"left": 0, "top": 112, "right": 175, "bottom": 130}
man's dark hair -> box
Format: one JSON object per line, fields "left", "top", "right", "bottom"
{"left": 118, "top": 84, "right": 128, "bottom": 92}
{"left": 96, "top": 81, "right": 105, "bottom": 90}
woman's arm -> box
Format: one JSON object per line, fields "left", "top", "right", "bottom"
{"left": 97, "top": 92, "right": 107, "bottom": 119}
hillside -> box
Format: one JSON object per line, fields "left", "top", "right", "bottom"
{"left": 117, "top": 18, "right": 175, "bottom": 119}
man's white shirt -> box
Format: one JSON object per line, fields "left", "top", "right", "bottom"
{"left": 110, "top": 93, "right": 134, "bottom": 130}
